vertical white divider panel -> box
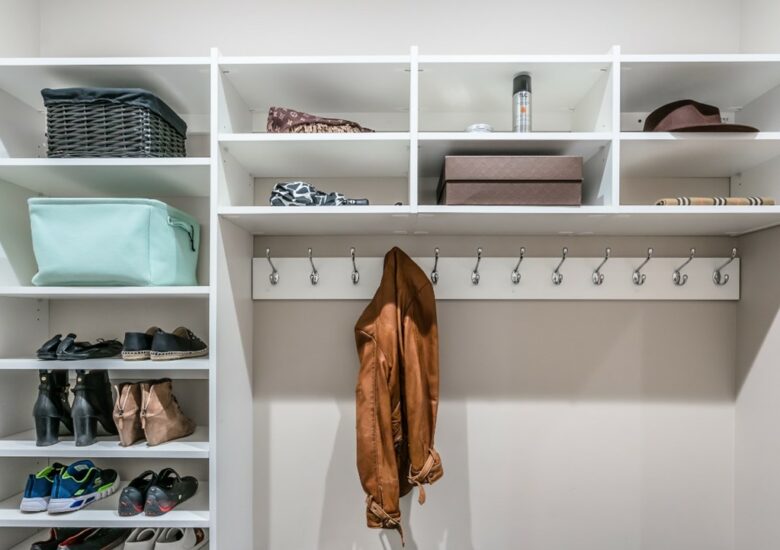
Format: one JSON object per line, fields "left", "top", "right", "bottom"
{"left": 208, "top": 47, "right": 219, "bottom": 547}
{"left": 252, "top": 256, "right": 739, "bottom": 300}
{"left": 213, "top": 48, "right": 254, "bottom": 550}
{"left": 409, "top": 46, "right": 419, "bottom": 211}
{"left": 611, "top": 45, "right": 621, "bottom": 206}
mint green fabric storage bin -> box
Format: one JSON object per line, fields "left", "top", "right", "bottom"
{"left": 28, "top": 198, "right": 200, "bottom": 286}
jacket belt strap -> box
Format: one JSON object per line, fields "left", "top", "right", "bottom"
{"left": 366, "top": 495, "right": 405, "bottom": 546}
{"left": 407, "top": 448, "right": 440, "bottom": 505}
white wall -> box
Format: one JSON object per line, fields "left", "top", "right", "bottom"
{"left": 735, "top": 226, "right": 780, "bottom": 550}
{"left": 0, "top": 0, "right": 39, "bottom": 56}
{"left": 36, "top": 0, "right": 741, "bottom": 56}
{"left": 740, "top": 0, "right": 780, "bottom": 52}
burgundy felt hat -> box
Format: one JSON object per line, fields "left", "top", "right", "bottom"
{"left": 643, "top": 99, "right": 758, "bottom": 132}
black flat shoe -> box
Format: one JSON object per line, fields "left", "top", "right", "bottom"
{"left": 122, "top": 326, "right": 160, "bottom": 361}
{"left": 57, "top": 334, "right": 123, "bottom": 361}
{"left": 36, "top": 334, "right": 62, "bottom": 360}
{"left": 118, "top": 470, "right": 158, "bottom": 516}
{"left": 57, "top": 528, "right": 130, "bottom": 549}
{"left": 150, "top": 327, "right": 208, "bottom": 361}
{"left": 144, "top": 468, "right": 198, "bottom": 516}
{"left": 30, "top": 527, "right": 85, "bottom": 550}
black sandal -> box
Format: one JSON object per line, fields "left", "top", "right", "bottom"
{"left": 56, "top": 334, "right": 123, "bottom": 360}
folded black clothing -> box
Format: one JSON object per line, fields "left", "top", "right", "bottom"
{"left": 270, "top": 181, "right": 369, "bottom": 206}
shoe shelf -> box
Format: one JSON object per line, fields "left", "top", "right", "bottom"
{"left": 9, "top": 530, "right": 210, "bottom": 550}
{"left": 0, "top": 426, "right": 209, "bottom": 459}
{"left": 0, "top": 287, "right": 211, "bottom": 299}
{"left": 0, "top": 482, "right": 209, "bottom": 528}
{"left": 0, "top": 357, "right": 210, "bottom": 375}
{"left": 0, "top": 158, "right": 211, "bottom": 198}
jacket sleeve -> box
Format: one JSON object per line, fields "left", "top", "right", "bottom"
{"left": 402, "top": 282, "right": 444, "bottom": 505}
{"left": 355, "top": 327, "right": 403, "bottom": 532}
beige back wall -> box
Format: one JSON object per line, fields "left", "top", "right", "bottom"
{"left": 34, "top": 0, "right": 742, "bottom": 57}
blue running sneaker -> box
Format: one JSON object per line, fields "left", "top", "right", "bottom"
{"left": 47, "top": 460, "right": 119, "bottom": 514}
{"left": 20, "top": 462, "right": 66, "bottom": 512}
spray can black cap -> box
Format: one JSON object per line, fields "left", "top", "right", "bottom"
{"left": 513, "top": 72, "right": 532, "bottom": 94}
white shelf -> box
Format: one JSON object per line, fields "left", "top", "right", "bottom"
{"left": 418, "top": 132, "right": 611, "bottom": 177}
{"left": 220, "top": 206, "right": 413, "bottom": 235}
{"left": 0, "top": 426, "right": 209, "bottom": 459}
{"left": 416, "top": 205, "right": 780, "bottom": 236}
{"left": 620, "top": 132, "right": 780, "bottom": 177}
{"left": 220, "top": 133, "right": 410, "bottom": 178}
{"left": 0, "top": 357, "right": 210, "bottom": 380}
{"left": 221, "top": 205, "right": 780, "bottom": 236}
{"left": 0, "top": 482, "right": 209, "bottom": 528}
{"left": 620, "top": 56, "right": 780, "bottom": 113}
{"left": 0, "top": 287, "right": 210, "bottom": 299}
{"left": 0, "top": 158, "right": 211, "bottom": 197}
{"left": 0, "top": 58, "right": 211, "bottom": 128}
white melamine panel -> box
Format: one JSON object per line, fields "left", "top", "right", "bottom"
{"left": 224, "top": 205, "right": 780, "bottom": 236}
{"left": 220, "top": 134, "right": 410, "bottom": 178}
{"left": 620, "top": 57, "right": 780, "bottom": 119}
{"left": 620, "top": 133, "right": 780, "bottom": 178}
{"left": 0, "top": 287, "right": 210, "bottom": 299}
{"left": 0, "top": 482, "right": 209, "bottom": 527}
{"left": 0, "top": 60, "right": 211, "bottom": 133}
{"left": 0, "top": 426, "right": 209, "bottom": 459}
{"left": 252, "top": 256, "right": 739, "bottom": 300}
{"left": 0, "top": 159, "right": 211, "bottom": 197}
{"left": 221, "top": 206, "right": 414, "bottom": 235}
{"left": 219, "top": 58, "right": 410, "bottom": 132}
{"left": 0, "top": 358, "right": 209, "bottom": 381}
{"left": 415, "top": 206, "right": 780, "bottom": 236}
{"left": 418, "top": 58, "right": 612, "bottom": 132}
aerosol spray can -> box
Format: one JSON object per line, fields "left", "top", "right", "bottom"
{"left": 512, "top": 72, "right": 532, "bottom": 132}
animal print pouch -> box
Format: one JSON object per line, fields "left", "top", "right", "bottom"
{"left": 267, "top": 107, "right": 373, "bottom": 133}
{"left": 270, "top": 182, "right": 369, "bottom": 206}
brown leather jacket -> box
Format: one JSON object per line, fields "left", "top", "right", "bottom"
{"left": 354, "top": 247, "right": 443, "bottom": 543}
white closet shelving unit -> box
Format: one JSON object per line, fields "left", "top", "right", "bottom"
{"left": 1, "top": 45, "right": 780, "bottom": 549}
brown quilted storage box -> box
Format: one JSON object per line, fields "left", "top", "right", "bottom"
{"left": 437, "top": 155, "right": 583, "bottom": 206}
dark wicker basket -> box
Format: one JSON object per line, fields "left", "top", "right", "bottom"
{"left": 43, "top": 89, "right": 186, "bottom": 158}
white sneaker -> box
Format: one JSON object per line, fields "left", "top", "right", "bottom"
{"left": 124, "top": 528, "right": 163, "bottom": 549}
{"left": 154, "top": 528, "right": 208, "bottom": 549}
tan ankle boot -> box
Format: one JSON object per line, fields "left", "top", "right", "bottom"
{"left": 141, "top": 378, "right": 196, "bottom": 446}
{"left": 113, "top": 382, "right": 145, "bottom": 447}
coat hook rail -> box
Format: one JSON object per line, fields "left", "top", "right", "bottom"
{"left": 552, "top": 247, "right": 567, "bottom": 286}
{"left": 252, "top": 248, "right": 739, "bottom": 301}
{"left": 673, "top": 248, "right": 695, "bottom": 286}
{"left": 592, "top": 247, "right": 611, "bottom": 286}
{"left": 713, "top": 247, "right": 737, "bottom": 286}
{"left": 511, "top": 247, "right": 525, "bottom": 285}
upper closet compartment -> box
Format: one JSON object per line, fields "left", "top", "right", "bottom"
{"left": 620, "top": 56, "right": 780, "bottom": 208}
{"left": 417, "top": 53, "right": 616, "bottom": 208}
{"left": 217, "top": 55, "right": 412, "bottom": 209}
{"left": 0, "top": 58, "right": 212, "bottom": 159}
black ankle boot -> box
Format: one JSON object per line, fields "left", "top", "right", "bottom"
{"left": 71, "top": 370, "right": 117, "bottom": 446}
{"left": 33, "top": 370, "right": 74, "bottom": 447}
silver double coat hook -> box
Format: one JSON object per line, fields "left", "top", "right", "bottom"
{"left": 430, "top": 247, "right": 440, "bottom": 285}
{"left": 307, "top": 248, "right": 319, "bottom": 285}
{"left": 471, "top": 247, "right": 482, "bottom": 285}
{"left": 350, "top": 247, "right": 359, "bottom": 285}
{"left": 713, "top": 247, "right": 737, "bottom": 286}
{"left": 552, "top": 247, "right": 567, "bottom": 285}
{"left": 673, "top": 248, "right": 695, "bottom": 286}
{"left": 633, "top": 248, "right": 652, "bottom": 286}
{"left": 592, "top": 247, "right": 611, "bottom": 286}
{"left": 511, "top": 247, "right": 525, "bottom": 284}
{"left": 266, "top": 248, "right": 279, "bottom": 285}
